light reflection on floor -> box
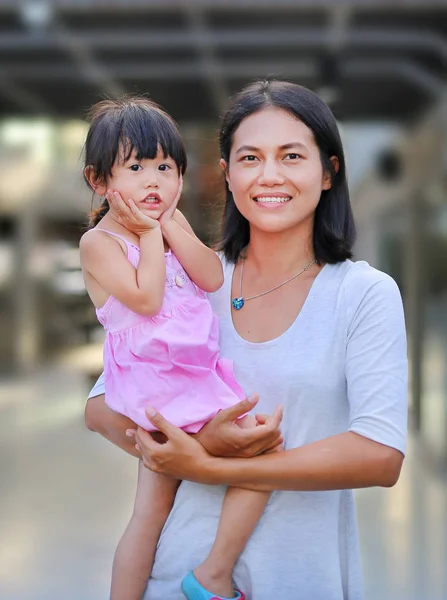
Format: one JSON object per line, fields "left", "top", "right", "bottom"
{"left": 1, "top": 365, "right": 446, "bottom": 600}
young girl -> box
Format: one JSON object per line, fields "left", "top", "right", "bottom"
{"left": 79, "top": 97, "right": 272, "bottom": 600}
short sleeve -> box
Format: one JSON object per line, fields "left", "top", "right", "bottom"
{"left": 87, "top": 372, "right": 105, "bottom": 399}
{"left": 345, "top": 269, "right": 408, "bottom": 454}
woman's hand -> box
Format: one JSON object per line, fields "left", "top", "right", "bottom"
{"left": 159, "top": 176, "right": 183, "bottom": 227}
{"left": 107, "top": 190, "right": 160, "bottom": 235}
{"left": 196, "top": 395, "right": 284, "bottom": 458}
{"left": 134, "top": 408, "right": 213, "bottom": 482}
{"left": 130, "top": 396, "right": 283, "bottom": 481}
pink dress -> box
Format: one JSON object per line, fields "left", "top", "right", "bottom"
{"left": 94, "top": 229, "right": 245, "bottom": 432}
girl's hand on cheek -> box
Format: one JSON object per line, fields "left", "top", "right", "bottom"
{"left": 159, "top": 176, "right": 183, "bottom": 227}
{"left": 107, "top": 190, "right": 160, "bottom": 235}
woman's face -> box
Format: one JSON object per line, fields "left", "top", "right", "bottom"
{"left": 222, "top": 107, "right": 334, "bottom": 235}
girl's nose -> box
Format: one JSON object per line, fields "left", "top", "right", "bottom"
{"left": 144, "top": 172, "right": 159, "bottom": 188}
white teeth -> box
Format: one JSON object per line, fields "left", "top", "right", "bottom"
{"left": 255, "top": 196, "right": 291, "bottom": 203}
{"left": 144, "top": 197, "right": 159, "bottom": 203}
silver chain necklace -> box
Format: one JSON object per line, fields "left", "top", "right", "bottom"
{"left": 232, "top": 256, "right": 316, "bottom": 310}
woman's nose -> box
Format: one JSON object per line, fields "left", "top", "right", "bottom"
{"left": 257, "top": 160, "right": 285, "bottom": 186}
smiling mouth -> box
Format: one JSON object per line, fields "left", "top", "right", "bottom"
{"left": 253, "top": 196, "right": 292, "bottom": 204}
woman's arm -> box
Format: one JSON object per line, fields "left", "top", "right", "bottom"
{"left": 134, "top": 411, "right": 404, "bottom": 491}
{"left": 203, "top": 431, "right": 404, "bottom": 491}
{"left": 86, "top": 392, "right": 282, "bottom": 459}
{"left": 160, "top": 210, "right": 223, "bottom": 293}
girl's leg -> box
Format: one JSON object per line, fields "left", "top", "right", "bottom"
{"left": 110, "top": 460, "right": 179, "bottom": 600}
{"left": 193, "top": 487, "right": 270, "bottom": 597}
{"left": 192, "top": 415, "right": 271, "bottom": 597}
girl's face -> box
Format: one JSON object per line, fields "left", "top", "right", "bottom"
{"left": 222, "top": 107, "right": 334, "bottom": 235}
{"left": 93, "top": 146, "right": 180, "bottom": 220}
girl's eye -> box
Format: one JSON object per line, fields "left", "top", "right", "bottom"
{"left": 242, "top": 155, "right": 258, "bottom": 162}
{"left": 158, "top": 164, "right": 171, "bottom": 172}
{"left": 130, "top": 164, "right": 142, "bottom": 172}
{"left": 285, "top": 153, "right": 301, "bottom": 160}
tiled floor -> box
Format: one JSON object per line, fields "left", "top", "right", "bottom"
{"left": 1, "top": 365, "right": 446, "bottom": 600}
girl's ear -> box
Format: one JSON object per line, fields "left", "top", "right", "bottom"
{"left": 220, "top": 159, "right": 232, "bottom": 191}
{"left": 84, "top": 166, "right": 107, "bottom": 196}
{"left": 322, "top": 156, "right": 339, "bottom": 191}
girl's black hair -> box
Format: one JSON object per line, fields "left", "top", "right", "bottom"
{"left": 218, "top": 80, "right": 356, "bottom": 264}
{"left": 84, "top": 96, "right": 187, "bottom": 227}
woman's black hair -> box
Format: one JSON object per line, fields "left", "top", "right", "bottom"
{"left": 218, "top": 80, "right": 356, "bottom": 264}
{"left": 84, "top": 96, "right": 187, "bottom": 227}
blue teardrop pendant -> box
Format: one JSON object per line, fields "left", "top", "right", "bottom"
{"left": 232, "top": 297, "right": 245, "bottom": 310}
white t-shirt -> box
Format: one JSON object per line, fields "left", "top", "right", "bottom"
{"left": 89, "top": 258, "right": 408, "bottom": 600}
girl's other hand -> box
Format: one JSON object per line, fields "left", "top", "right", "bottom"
{"left": 108, "top": 190, "right": 160, "bottom": 235}
{"left": 159, "top": 176, "right": 183, "bottom": 227}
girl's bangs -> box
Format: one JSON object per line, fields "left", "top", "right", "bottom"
{"left": 118, "top": 107, "right": 185, "bottom": 168}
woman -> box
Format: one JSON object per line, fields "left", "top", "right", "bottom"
{"left": 86, "top": 80, "right": 407, "bottom": 600}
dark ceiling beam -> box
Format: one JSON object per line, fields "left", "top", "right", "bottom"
{"left": 53, "top": 19, "right": 126, "bottom": 98}
{"left": 1, "top": 0, "right": 446, "bottom": 9}
{"left": 343, "top": 59, "right": 445, "bottom": 97}
{"left": 14, "top": 2, "right": 126, "bottom": 98}
{"left": 0, "top": 58, "right": 443, "bottom": 98}
{"left": 0, "top": 60, "right": 319, "bottom": 81}
{"left": 2, "top": 28, "right": 447, "bottom": 66}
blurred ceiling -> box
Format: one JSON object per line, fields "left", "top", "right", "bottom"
{"left": 0, "top": 0, "right": 446, "bottom": 123}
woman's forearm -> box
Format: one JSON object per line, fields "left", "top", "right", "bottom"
{"left": 85, "top": 395, "right": 140, "bottom": 458}
{"left": 201, "top": 432, "right": 404, "bottom": 491}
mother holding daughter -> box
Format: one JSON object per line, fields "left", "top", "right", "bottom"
{"left": 85, "top": 80, "right": 407, "bottom": 600}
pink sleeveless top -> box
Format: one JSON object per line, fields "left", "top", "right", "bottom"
{"left": 92, "top": 228, "right": 245, "bottom": 432}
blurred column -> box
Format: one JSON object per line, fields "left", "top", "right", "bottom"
{"left": 13, "top": 203, "right": 40, "bottom": 374}
{"left": 404, "top": 187, "right": 425, "bottom": 431}
{"left": 418, "top": 97, "right": 447, "bottom": 458}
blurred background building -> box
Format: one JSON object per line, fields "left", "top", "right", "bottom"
{"left": 0, "top": 1, "right": 446, "bottom": 599}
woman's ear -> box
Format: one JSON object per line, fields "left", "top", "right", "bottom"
{"left": 220, "top": 159, "right": 232, "bottom": 191}
{"left": 322, "top": 156, "right": 339, "bottom": 191}
{"left": 84, "top": 166, "right": 107, "bottom": 196}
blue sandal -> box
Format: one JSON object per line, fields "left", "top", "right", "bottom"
{"left": 181, "top": 571, "right": 245, "bottom": 600}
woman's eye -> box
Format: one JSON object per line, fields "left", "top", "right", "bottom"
{"left": 242, "top": 155, "right": 258, "bottom": 162}
{"left": 130, "top": 164, "right": 142, "bottom": 171}
{"left": 285, "top": 153, "right": 301, "bottom": 160}
{"left": 158, "top": 164, "right": 171, "bottom": 172}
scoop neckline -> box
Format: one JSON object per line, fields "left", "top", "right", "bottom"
{"left": 228, "top": 261, "right": 329, "bottom": 347}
